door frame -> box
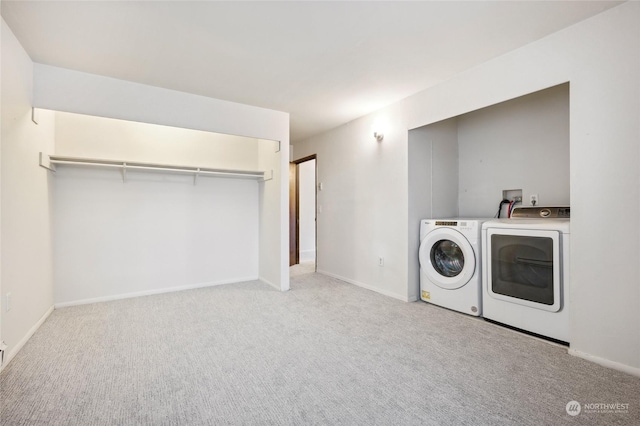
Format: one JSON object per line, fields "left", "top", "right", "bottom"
{"left": 291, "top": 154, "right": 317, "bottom": 268}
{"left": 289, "top": 162, "right": 298, "bottom": 266}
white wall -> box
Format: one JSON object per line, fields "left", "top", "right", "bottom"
{"left": 32, "top": 64, "right": 290, "bottom": 292}
{"left": 1, "top": 19, "right": 55, "bottom": 368}
{"left": 457, "top": 83, "right": 570, "bottom": 216}
{"left": 54, "top": 111, "right": 260, "bottom": 170}
{"left": 298, "top": 159, "right": 316, "bottom": 261}
{"left": 294, "top": 108, "right": 409, "bottom": 301}
{"left": 257, "top": 138, "right": 285, "bottom": 289}
{"left": 294, "top": 2, "right": 640, "bottom": 374}
{"left": 407, "top": 119, "right": 459, "bottom": 300}
{"left": 53, "top": 168, "right": 259, "bottom": 306}
{"left": 52, "top": 112, "right": 261, "bottom": 306}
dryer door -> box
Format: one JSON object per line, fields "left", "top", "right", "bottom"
{"left": 419, "top": 228, "right": 476, "bottom": 290}
{"left": 485, "top": 227, "right": 562, "bottom": 312}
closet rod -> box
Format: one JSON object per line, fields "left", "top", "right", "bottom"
{"left": 42, "top": 154, "right": 270, "bottom": 181}
{"left": 49, "top": 159, "right": 263, "bottom": 179}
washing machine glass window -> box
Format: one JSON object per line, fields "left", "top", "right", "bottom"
{"left": 419, "top": 227, "right": 476, "bottom": 290}
{"left": 431, "top": 240, "right": 464, "bottom": 277}
{"left": 486, "top": 228, "right": 561, "bottom": 312}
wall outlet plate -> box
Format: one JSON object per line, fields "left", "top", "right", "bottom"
{"left": 530, "top": 194, "right": 539, "bottom": 206}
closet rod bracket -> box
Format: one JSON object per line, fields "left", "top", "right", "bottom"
{"left": 38, "top": 152, "right": 56, "bottom": 173}
{"left": 260, "top": 170, "right": 274, "bottom": 182}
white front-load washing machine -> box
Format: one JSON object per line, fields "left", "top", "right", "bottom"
{"left": 419, "top": 219, "right": 488, "bottom": 316}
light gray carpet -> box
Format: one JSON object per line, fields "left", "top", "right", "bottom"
{"left": 289, "top": 261, "right": 315, "bottom": 277}
{"left": 1, "top": 273, "right": 639, "bottom": 425}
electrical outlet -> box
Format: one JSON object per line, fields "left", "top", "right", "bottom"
{"left": 0, "top": 340, "right": 6, "bottom": 366}
{"left": 378, "top": 257, "right": 384, "bottom": 267}
{"left": 530, "top": 194, "right": 539, "bottom": 206}
{"left": 6, "top": 293, "right": 11, "bottom": 312}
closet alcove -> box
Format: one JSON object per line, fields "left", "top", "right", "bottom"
{"left": 43, "top": 111, "right": 279, "bottom": 306}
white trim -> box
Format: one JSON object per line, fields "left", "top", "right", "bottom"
{"left": 0, "top": 305, "right": 54, "bottom": 373}
{"left": 299, "top": 250, "right": 316, "bottom": 262}
{"left": 569, "top": 348, "right": 640, "bottom": 378}
{"left": 317, "top": 269, "right": 410, "bottom": 302}
{"left": 54, "top": 277, "right": 259, "bottom": 308}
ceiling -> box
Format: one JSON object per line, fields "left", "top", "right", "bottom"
{"left": 1, "top": 1, "right": 621, "bottom": 143}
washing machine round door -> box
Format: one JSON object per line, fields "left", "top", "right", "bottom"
{"left": 419, "top": 228, "right": 476, "bottom": 290}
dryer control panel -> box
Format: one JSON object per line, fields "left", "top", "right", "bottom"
{"left": 511, "top": 206, "right": 570, "bottom": 219}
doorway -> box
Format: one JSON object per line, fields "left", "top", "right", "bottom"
{"left": 289, "top": 155, "right": 317, "bottom": 275}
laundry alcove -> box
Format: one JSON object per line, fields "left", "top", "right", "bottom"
{"left": 407, "top": 83, "right": 570, "bottom": 298}
{"left": 47, "top": 111, "right": 279, "bottom": 307}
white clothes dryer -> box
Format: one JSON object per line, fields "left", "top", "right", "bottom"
{"left": 419, "top": 219, "right": 488, "bottom": 316}
{"left": 482, "top": 207, "right": 570, "bottom": 343}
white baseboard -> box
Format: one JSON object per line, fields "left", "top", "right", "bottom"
{"left": 568, "top": 348, "right": 640, "bottom": 378}
{"left": 259, "top": 276, "right": 283, "bottom": 291}
{"left": 299, "top": 250, "right": 316, "bottom": 262}
{"left": 54, "top": 277, "right": 259, "bottom": 309}
{"left": 0, "top": 305, "right": 54, "bottom": 372}
{"left": 316, "top": 269, "right": 410, "bottom": 302}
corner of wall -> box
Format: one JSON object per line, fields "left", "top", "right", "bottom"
{"left": 1, "top": 18, "right": 56, "bottom": 369}
{"left": 258, "top": 139, "right": 290, "bottom": 292}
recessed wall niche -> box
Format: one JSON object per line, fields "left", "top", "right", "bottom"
{"left": 407, "top": 83, "right": 570, "bottom": 296}
{"left": 409, "top": 82, "right": 569, "bottom": 218}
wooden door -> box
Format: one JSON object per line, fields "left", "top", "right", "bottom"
{"left": 289, "top": 163, "right": 299, "bottom": 266}
{"left": 290, "top": 155, "right": 317, "bottom": 268}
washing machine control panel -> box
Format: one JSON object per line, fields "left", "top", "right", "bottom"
{"left": 433, "top": 220, "right": 477, "bottom": 232}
